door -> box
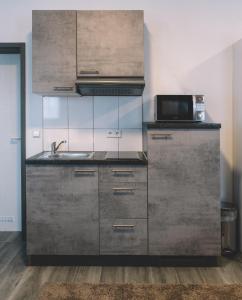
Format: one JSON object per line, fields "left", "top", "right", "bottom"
{"left": 32, "top": 10, "right": 77, "bottom": 95}
{"left": 77, "top": 11, "right": 144, "bottom": 77}
{"left": 0, "top": 54, "right": 21, "bottom": 231}
{"left": 148, "top": 130, "right": 221, "bottom": 256}
{"left": 27, "top": 165, "right": 99, "bottom": 255}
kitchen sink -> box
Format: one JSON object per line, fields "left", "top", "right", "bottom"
{"left": 38, "top": 151, "right": 94, "bottom": 160}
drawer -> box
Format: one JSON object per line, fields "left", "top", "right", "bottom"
{"left": 100, "top": 218, "right": 147, "bottom": 255}
{"left": 100, "top": 182, "right": 147, "bottom": 218}
{"left": 99, "top": 165, "right": 147, "bottom": 183}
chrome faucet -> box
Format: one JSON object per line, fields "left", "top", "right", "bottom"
{"left": 51, "top": 140, "right": 66, "bottom": 155}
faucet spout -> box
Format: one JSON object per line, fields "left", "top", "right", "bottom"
{"left": 51, "top": 140, "right": 66, "bottom": 155}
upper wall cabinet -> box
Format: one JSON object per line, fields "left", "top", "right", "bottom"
{"left": 32, "top": 11, "right": 77, "bottom": 95}
{"left": 76, "top": 11, "right": 144, "bottom": 78}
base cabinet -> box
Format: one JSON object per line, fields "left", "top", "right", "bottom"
{"left": 26, "top": 165, "right": 99, "bottom": 255}
{"left": 147, "top": 129, "right": 221, "bottom": 256}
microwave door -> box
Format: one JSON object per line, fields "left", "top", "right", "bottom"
{"left": 156, "top": 96, "right": 193, "bottom": 121}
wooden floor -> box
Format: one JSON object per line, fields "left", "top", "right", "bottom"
{"left": 1, "top": 232, "right": 242, "bottom": 300}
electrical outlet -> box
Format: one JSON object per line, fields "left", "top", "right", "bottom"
{"left": 0, "top": 216, "right": 14, "bottom": 223}
{"left": 107, "top": 129, "right": 121, "bottom": 138}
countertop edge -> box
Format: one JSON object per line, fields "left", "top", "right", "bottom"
{"left": 143, "top": 122, "right": 221, "bottom": 129}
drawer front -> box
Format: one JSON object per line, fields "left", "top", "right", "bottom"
{"left": 100, "top": 219, "right": 147, "bottom": 255}
{"left": 99, "top": 165, "right": 147, "bottom": 183}
{"left": 100, "top": 182, "right": 147, "bottom": 218}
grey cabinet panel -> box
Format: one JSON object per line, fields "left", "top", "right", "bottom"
{"left": 99, "top": 164, "right": 147, "bottom": 183}
{"left": 147, "top": 130, "right": 221, "bottom": 256}
{"left": 32, "top": 11, "right": 77, "bottom": 95}
{"left": 77, "top": 11, "right": 144, "bottom": 77}
{"left": 26, "top": 165, "right": 99, "bottom": 255}
{"left": 100, "top": 219, "right": 147, "bottom": 255}
{"left": 100, "top": 182, "right": 147, "bottom": 219}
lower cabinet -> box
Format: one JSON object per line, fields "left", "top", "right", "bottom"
{"left": 147, "top": 129, "right": 221, "bottom": 256}
{"left": 26, "top": 165, "right": 99, "bottom": 255}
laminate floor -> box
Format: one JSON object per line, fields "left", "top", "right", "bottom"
{"left": 1, "top": 232, "right": 242, "bottom": 300}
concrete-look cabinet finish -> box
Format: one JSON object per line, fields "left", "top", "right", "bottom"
{"left": 26, "top": 165, "right": 99, "bottom": 255}
{"left": 32, "top": 10, "right": 144, "bottom": 95}
{"left": 147, "top": 129, "right": 221, "bottom": 256}
{"left": 32, "top": 10, "right": 77, "bottom": 95}
{"left": 76, "top": 11, "right": 144, "bottom": 77}
{"left": 26, "top": 163, "right": 148, "bottom": 256}
{"left": 99, "top": 164, "right": 148, "bottom": 255}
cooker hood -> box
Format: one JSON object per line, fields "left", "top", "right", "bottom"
{"left": 75, "top": 77, "right": 145, "bottom": 96}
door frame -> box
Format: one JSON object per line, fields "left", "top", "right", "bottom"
{"left": 0, "top": 43, "right": 26, "bottom": 239}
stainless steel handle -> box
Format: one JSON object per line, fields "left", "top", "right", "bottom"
{"left": 79, "top": 70, "right": 99, "bottom": 75}
{"left": 53, "top": 86, "right": 73, "bottom": 91}
{"left": 112, "top": 169, "right": 134, "bottom": 173}
{"left": 112, "top": 187, "right": 136, "bottom": 191}
{"left": 74, "top": 169, "right": 96, "bottom": 173}
{"left": 151, "top": 133, "right": 173, "bottom": 139}
{"left": 112, "top": 224, "right": 135, "bottom": 229}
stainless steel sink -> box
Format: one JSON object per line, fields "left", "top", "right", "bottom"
{"left": 38, "top": 151, "right": 94, "bottom": 160}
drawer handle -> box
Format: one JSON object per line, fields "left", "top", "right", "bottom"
{"left": 151, "top": 133, "right": 172, "bottom": 139}
{"left": 112, "top": 224, "right": 135, "bottom": 229}
{"left": 53, "top": 86, "right": 74, "bottom": 91}
{"left": 112, "top": 169, "right": 134, "bottom": 173}
{"left": 79, "top": 70, "right": 99, "bottom": 75}
{"left": 112, "top": 187, "right": 136, "bottom": 191}
{"left": 74, "top": 169, "right": 96, "bottom": 173}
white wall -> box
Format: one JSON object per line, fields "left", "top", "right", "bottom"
{"left": 1, "top": 0, "right": 242, "bottom": 202}
{"left": 233, "top": 39, "right": 242, "bottom": 250}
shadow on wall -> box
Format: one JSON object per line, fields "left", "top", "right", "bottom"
{"left": 143, "top": 24, "right": 154, "bottom": 122}
{"left": 181, "top": 46, "right": 234, "bottom": 206}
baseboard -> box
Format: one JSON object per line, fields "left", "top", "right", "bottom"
{"left": 27, "top": 255, "right": 220, "bottom": 267}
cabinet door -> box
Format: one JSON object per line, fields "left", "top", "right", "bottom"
{"left": 32, "top": 11, "right": 77, "bottom": 95}
{"left": 77, "top": 11, "right": 144, "bottom": 77}
{"left": 148, "top": 130, "right": 221, "bottom": 256}
{"left": 26, "top": 165, "right": 99, "bottom": 255}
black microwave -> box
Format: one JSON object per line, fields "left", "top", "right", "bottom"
{"left": 155, "top": 95, "right": 205, "bottom": 122}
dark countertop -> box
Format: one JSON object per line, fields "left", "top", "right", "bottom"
{"left": 26, "top": 151, "right": 148, "bottom": 165}
{"left": 143, "top": 122, "right": 221, "bottom": 129}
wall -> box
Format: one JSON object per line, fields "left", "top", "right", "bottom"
{"left": 42, "top": 96, "right": 142, "bottom": 152}
{"left": 1, "top": 0, "right": 242, "bottom": 226}
{"left": 233, "top": 40, "right": 242, "bottom": 250}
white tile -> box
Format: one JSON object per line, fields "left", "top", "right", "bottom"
{"left": 94, "top": 129, "right": 118, "bottom": 151}
{"left": 69, "top": 129, "right": 93, "bottom": 151}
{"left": 69, "top": 96, "right": 93, "bottom": 128}
{"left": 119, "top": 129, "right": 143, "bottom": 151}
{"left": 119, "top": 96, "right": 142, "bottom": 129}
{"left": 43, "top": 97, "right": 68, "bottom": 128}
{"left": 43, "top": 129, "right": 68, "bottom": 151}
{"left": 94, "top": 96, "right": 119, "bottom": 128}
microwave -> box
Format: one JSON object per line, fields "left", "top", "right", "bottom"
{"left": 155, "top": 95, "right": 205, "bottom": 122}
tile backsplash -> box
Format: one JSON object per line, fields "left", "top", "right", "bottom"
{"left": 42, "top": 96, "right": 143, "bottom": 152}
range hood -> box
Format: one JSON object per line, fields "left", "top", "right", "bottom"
{"left": 75, "top": 77, "right": 145, "bottom": 97}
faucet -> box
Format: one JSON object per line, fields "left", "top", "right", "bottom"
{"left": 51, "top": 140, "right": 66, "bottom": 155}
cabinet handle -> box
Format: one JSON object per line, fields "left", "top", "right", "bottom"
{"left": 151, "top": 133, "right": 173, "bottom": 139}
{"left": 79, "top": 70, "right": 99, "bottom": 75}
{"left": 53, "top": 86, "right": 74, "bottom": 92}
{"left": 112, "top": 187, "right": 136, "bottom": 191}
{"left": 74, "top": 169, "right": 96, "bottom": 173}
{"left": 112, "top": 169, "right": 134, "bottom": 173}
{"left": 112, "top": 224, "right": 135, "bottom": 229}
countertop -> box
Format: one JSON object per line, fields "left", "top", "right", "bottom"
{"left": 26, "top": 151, "right": 148, "bottom": 165}
{"left": 143, "top": 121, "right": 221, "bottom": 129}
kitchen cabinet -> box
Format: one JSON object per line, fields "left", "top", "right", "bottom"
{"left": 26, "top": 165, "right": 99, "bottom": 255}
{"left": 147, "top": 129, "right": 221, "bottom": 256}
{"left": 32, "top": 11, "right": 77, "bottom": 95}
{"left": 76, "top": 11, "right": 144, "bottom": 77}
{"left": 99, "top": 164, "right": 148, "bottom": 255}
